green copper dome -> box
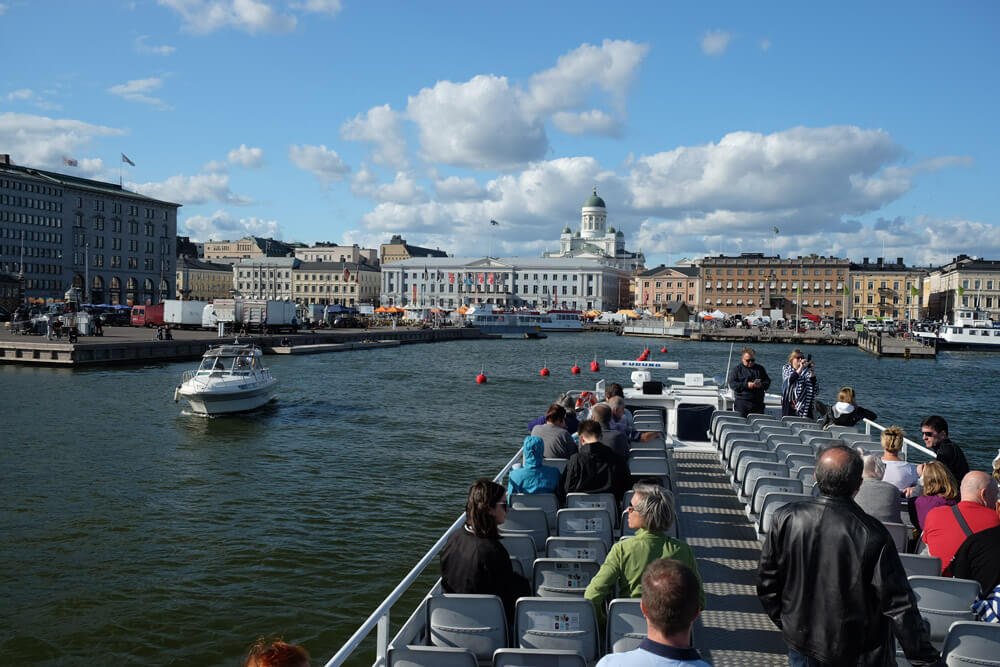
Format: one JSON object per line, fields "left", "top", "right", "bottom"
{"left": 608, "top": 226, "right": 616, "bottom": 234}
{"left": 584, "top": 186, "right": 605, "bottom": 208}
{"left": 616, "top": 230, "right": 624, "bottom": 237}
{"left": 562, "top": 226, "right": 572, "bottom": 234}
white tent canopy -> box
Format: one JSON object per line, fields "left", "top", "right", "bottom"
{"left": 710, "top": 309, "right": 727, "bottom": 319}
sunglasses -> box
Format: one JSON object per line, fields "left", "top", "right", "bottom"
{"left": 921, "top": 432, "right": 935, "bottom": 438}
{"left": 496, "top": 501, "right": 509, "bottom": 511}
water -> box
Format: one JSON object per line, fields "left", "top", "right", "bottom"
{"left": 1, "top": 335, "right": 998, "bottom": 666}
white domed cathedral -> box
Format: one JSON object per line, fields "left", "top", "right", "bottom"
{"left": 543, "top": 187, "right": 646, "bottom": 273}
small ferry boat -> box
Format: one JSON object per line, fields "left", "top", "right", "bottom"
{"left": 174, "top": 344, "right": 277, "bottom": 415}
{"left": 539, "top": 309, "right": 584, "bottom": 332}
{"left": 466, "top": 304, "right": 544, "bottom": 338}
{"left": 913, "top": 308, "right": 1000, "bottom": 351}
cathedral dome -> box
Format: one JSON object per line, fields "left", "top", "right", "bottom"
{"left": 583, "top": 186, "right": 605, "bottom": 208}
{"left": 562, "top": 226, "right": 572, "bottom": 234}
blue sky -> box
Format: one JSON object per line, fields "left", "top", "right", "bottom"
{"left": 2, "top": 0, "right": 998, "bottom": 266}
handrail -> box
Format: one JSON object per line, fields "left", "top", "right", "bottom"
{"left": 861, "top": 418, "right": 936, "bottom": 462}
{"left": 323, "top": 446, "right": 525, "bottom": 667}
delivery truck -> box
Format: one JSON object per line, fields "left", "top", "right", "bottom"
{"left": 130, "top": 304, "right": 165, "bottom": 327}
{"left": 163, "top": 300, "right": 209, "bottom": 329}
{"left": 212, "top": 299, "right": 299, "bottom": 333}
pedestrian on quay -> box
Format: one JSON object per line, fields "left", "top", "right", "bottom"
{"left": 915, "top": 415, "right": 970, "bottom": 486}
{"left": 728, "top": 347, "right": 770, "bottom": 418}
{"left": 780, "top": 349, "right": 817, "bottom": 418}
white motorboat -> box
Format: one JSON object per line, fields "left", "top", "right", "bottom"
{"left": 174, "top": 344, "right": 277, "bottom": 415}
{"left": 912, "top": 308, "right": 1000, "bottom": 351}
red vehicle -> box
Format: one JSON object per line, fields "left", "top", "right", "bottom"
{"left": 131, "top": 304, "right": 165, "bottom": 327}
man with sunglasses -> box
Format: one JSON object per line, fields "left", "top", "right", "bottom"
{"left": 915, "top": 415, "right": 969, "bottom": 484}
{"left": 727, "top": 347, "right": 771, "bottom": 418}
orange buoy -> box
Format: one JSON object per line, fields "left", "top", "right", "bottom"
{"left": 660, "top": 346, "right": 667, "bottom": 353}
{"left": 540, "top": 367, "right": 550, "bottom": 376}
{"left": 571, "top": 365, "right": 581, "bottom": 374}
{"left": 590, "top": 360, "right": 600, "bottom": 372}
{"left": 476, "top": 373, "right": 487, "bottom": 384}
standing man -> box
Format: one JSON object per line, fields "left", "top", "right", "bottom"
{"left": 728, "top": 347, "right": 770, "bottom": 418}
{"left": 758, "top": 445, "right": 941, "bottom": 666}
{"left": 916, "top": 415, "right": 970, "bottom": 484}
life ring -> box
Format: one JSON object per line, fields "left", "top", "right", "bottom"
{"left": 575, "top": 391, "right": 597, "bottom": 410}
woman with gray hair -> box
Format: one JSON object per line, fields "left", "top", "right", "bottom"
{"left": 853, "top": 452, "right": 902, "bottom": 523}
{"left": 584, "top": 483, "right": 704, "bottom": 624}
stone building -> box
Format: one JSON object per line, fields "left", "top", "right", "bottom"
{"left": 543, "top": 188, "right": 645, "bottom": 273}
{"left": 924, "top": 254, "right": 1000, "bottom": 321}
{"left": 203, "top": 236, "right": 293, "bottom": 264}
{"left": 379, "top": 235, "right": 447, "bottom": 264}
{"left": 176, "top": 257, "right": 234, "bottom": 301}
{"left": 292, "top": 261, "right": 380, "bottom": 306}
{"left": 634, "top": 265, "right": 700, "bottom": 310}
{"left": 232, "top": 257, "right": 297, "bottom": 301}
{"left": 849, "top": 257, "right": 927, "bottom": 322}
{"left": 294, "top": 243, "right": 377, "bottom": 265}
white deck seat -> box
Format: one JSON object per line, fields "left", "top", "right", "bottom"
{"left": 723, "top": 436, "right": 763, "bottom": 464}
{"left": 805, "top": 436, "right": 842, "bottom": 452}
{"left": 514, "top": 597, "right": 600, "bottom": 664}
{"left": 492, "top": 648, "right": 587, "bottom": 667}
{"left": 510, "top": 493, "right": 559, "bottom": 532}
{"left": 774, "top": 442, "right": 814, "bottom": 460}
{"left": 825, "top": 425, "right": 862, "bottom": 437}
{"left": 503, "top": 534, "right": 541, "bottom": 575}
{"left": 718, "top": 426, "right": 756, "bottom": 454}
{"left": 629, "top": 456, "right": 670, "bottom": 483}
{"left": 566, "top": 492, "right": 619, "bottom": 529}
{"left": 784, "top": 454, "right": 816, "bottom": 477}
{"left": 740, "top": 462, "right": 791, "bottom": 500}
{"left": 756, "top": 424, "right": 793, "bottom": 439}
{"left": 758, "top": 492, "right": 812, "bottom": 538}
{"left": 781, "top": 416, "right": 814, "bottom": 426}
{"left": 796, "top": 428, "right": 827, "bottom": 443}
{"left": 940, "top": 621, "right": 1000, "bottom": 666}
{"left": 557, "top": 508, "right": 614, "bottom": 550}
{"left": 543, "top": 458, "right": 569, "bottom": 474}
{"left": 710, "top": 410, "right": 742, "bottom": 431}
{"left": 766, "top": 434, "right": 804, "bottom": 451}
{"left": 898, "top": 554, "right": 942, "bottom": 578}
{"left": 748, "top": 413, "right": 779, "bottom": 426}
{"left": 788, "top": 421, "right": 819, "bottom": 434}
{"left": 532, "top": 558, "right": 600, "bottom": 598}
{"left": 727, "top": 440, "right": 769, "bottom": 469}
{"left": 607, "top": 598, "right": 645, "bottom": 654}
{"left": 627, "top": 447, "right": 667, "bottom": 460}
{"left": 389, "top": 645, "right": 479, "bottom": 667}
{"left": 545, "top": 536, "right": 608, "bottom": 563}
{"left": 841, "top": 432, "right": 880, "bottom": 446}
{"left": 909, "top": 576, "right": 982, "bottom": 647}
{"left": 883, "top": 522, "right": 907, "bottom": 552}
{"left": 711, "top": 417, "right": 745, "bottom": 443}
{"left": 733, "top": 450, "right": 779, "bottom": 485}
{"left": 427, "top": 594, "right": 508, "bottom": 664}
{"left": 501, "top": 508, "right": 550, "bottom": 553}
{"left": 749, "top": 477, "right": 803, "bottom": 517}
{"left": 795, "top": 466, "right": 816, "bottom": 483}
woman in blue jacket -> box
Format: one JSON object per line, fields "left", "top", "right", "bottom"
{"left": 507, "top": 435, "right": 560, "bottom": 497}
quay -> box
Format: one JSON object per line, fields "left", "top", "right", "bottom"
{"left": 0, "top": 325, "right": 484, "bottom": 367}
{"left": 856, "top": 330, "right": 937, "bottom": 359}
{"left": 624, "top": 322, "right": 858, "bottom": 346}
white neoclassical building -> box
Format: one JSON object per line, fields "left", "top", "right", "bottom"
{"left": 542, "top": 187, "right": 645, "bottom": 273}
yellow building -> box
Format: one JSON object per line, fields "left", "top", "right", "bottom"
{"left": 202, "top": 236, "right": 292, "bottom": 264}
{"left": 175, "top": 257, "right": 234, "bottom": 301}
{"left": 849, "top": 257, "right": 926, "bottom": 322}
{"left": 379, "top": 235, "right": 448, "bottom": 264}
{"left": 293, "top": 261, "right": 380, "bottom": 306}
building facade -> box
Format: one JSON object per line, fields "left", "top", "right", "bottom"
{"left": 176, "top": 257, "right": 234, "bottom": 301}
{"left": 0, "top": 154, "right": 180, "bottom": 305}
{"left": 203, "top": 236, "right": 293, "bottom": 264}
{"left": 292, "top": 261, "right": 380, "bottom": 306}
{"left": 699, "top": 253, "right": 850, "bottom": 319}
{"left": 543, "top": 188, "right": 645, "bottom": 273}
{"left": 634, "top": 265, "right": 700, "bottom": 310}
{"left": 232, "top": 257, "right": 297, "bottom": 301}
{"left": 380, "top": 256, "right": 630, "bottom": 311}
{"left": 379, "top": 235, "right": 448, "bottom": 264}
{"left": 924, "top": 254, "right": 1000, "bottom": 321}
{"left": 294, "top": 243, "right": 377, "bottom": 265}
{"left": 849, "top": 257, "right": 927, "bottom": 321}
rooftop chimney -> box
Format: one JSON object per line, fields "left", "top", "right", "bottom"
{"left": 862, "top": 257, "right": 869, "bottom": 264}
{"left": 896, "top": 257, "right": 903, "bottom": 265}
{"left": 877, "top": 257, "right": 883, "bottom": 266}
{"left": 0, "top": 154, "right": 10, "bottom": 165}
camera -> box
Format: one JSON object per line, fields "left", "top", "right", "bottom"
{"left": 806, "top": 354, "right": 812, "bottom": 362}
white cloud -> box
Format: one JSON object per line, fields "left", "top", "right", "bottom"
{"left": 107, "top": 77, "right": 170, "bottom": 109}
{"left": 0, "top": 4, "right": 7, "bottom": 16}
{"left": 134, "top": 35, "right": 176, "bottom": 55}
{"left": 158, "top": 0, "right": 296, "bottom": 34}
{"left": 128, "top": 172, "right": 252, "bottom": 206}
{"left": 0, "top": 112, "right": 124, "bottom": 172}
{"left": 353, "top": 171, "right": 428, "bottom": 205}
{"left": 434, "top": 176, "right": 494, "bottom": 202}
{"left": 5, "top": 89, "right": 32, "bottom": 101}
{"left": 289, "top": 0, "right": 341, "bottom": 16}
{"left": 182, "top": 209, "right": 283, "bottom": 241}
{"left": 340, "top": 104, "right": 408, "bottom": 168}
{"left": 227, "top": 143, "right": 264, "bottom": 168}
{"left": 701, "top": 29, "right": 732, "bottom": 56}
{"left": 760, "top": 38, "right": 771, "bottom": 52}
{"left": 551, "top": 110, "right": 622, "bottom": 137}
{"left": 201, "top": 159, "right": 228, "bottom": 172}
{"left": 3, "top": 88, "right": 61, "bottom": 111}
{"left": 288, "top": 143, "right": 350, "bottom": 184}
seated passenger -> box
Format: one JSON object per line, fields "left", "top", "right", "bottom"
{"left": 557, "top": 419, "right": 631, "bottom": 502}
{"left": 854, "top": 453, "right": 902, "bottom": 523}
{"left": 922, "top": 471, "right": 1000, "bottom": 574}
{"left": 913, "top": 461, "right": 958, "bottom": 530}
{"left": 440, "top": 479, "right": 531, "bottom": 621}
{"left": 585, "top": 483, "right": 704, "bottom": 625}
{"left": 530, "top": 404, "right": 578, "bottom": 459}
{"left": 880, "top": 426, "right": 918, "bottom": 496}
{"left": 595, "top": 559, "right": 710, "bottom": 667}
{"left": 591, "top": 403, "right": 631, "bottom": 460}
{"left": 507, "top": 435, "right": 560, "bottom": 497}
{"left": 820, "top": 386, "right": 878, "bottom": 427}
{"left": 951, "top": 498, "right": 1000, "bottom": 621}
{"left": 608, "top": 395, "right": 661, "bottom": 443}
{"left": 527, "top": 393, "right": 579, "bottom": 434}
{"left": 243, "top": 637, "right": 310, "bottom": 667}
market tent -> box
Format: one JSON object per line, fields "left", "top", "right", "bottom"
{"left": 702, "top": 315, "right": 715, "bottom": 320}
{"left": 374, "top": 306, "right": 391, "bottom": 313}
{"left": 430, "top": 308, "right": 448, "bottom": 314}
{"left": 616, "top": 309, "right": 640, "bottom": 319}
{"left": 586, "top": 309, "right": 601, "bottom": 318}
{"left": 457, "top": 305, "right": 469, "bottom": 315}
{"left": 710, "top": 309, "right": 727, "bottom": 319}
{"left": 652, "top": 312, "right": 664, "bottom": 318}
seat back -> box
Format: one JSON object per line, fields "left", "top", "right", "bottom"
{"left": 750, "top": 477, "right": 804, "bottom": 515}
{"left": 784, "top": 454, "right": 816, "bottom": 476}
{"left": 788, "top": 421, "right": 819, "bottom": 434}
{"left": 825, "top": 425, "right": 862, "bottom": 437}
{"left": 796, "top": 428, "right": 827, "bottom": 443}
{"left": 556, "top": 508, "right": 614, "bottom": 550}
{"left": 502, "top": 535, "right": 540, "bottom": 577}
{"left": 795, "top": 466, "right": 816, "bottom": 483}
{"left": 898, "top": 554, "right": 942, "bottom": 578}
{"left": 712, "top": 417, "right": 746, "bottom": 443}
{"left": 627, "top": 447, "right": 666, "bottom": 459}
{"left": 545, "top": 536, "right": 608, "bottom": 563}
{"left": 734, "top": 450, "right": 779, "bottom": 483}
{"left": 727, "top": 440, "right": 768, "bottom": 469}
{"left": 719, "top": 424, "right": 755, "bottom": 449}
{"left": 543, "top": 458, "right": 568, "bottom": 474}
{"left": 566, "top": 492, "right": 619, "bottom": 528}
{"left": 908, "top": 576, "right": 982, "bottom": 646}
{"left": 741, "top": 462, "right": 790, "bottom": 498}
{"left": 774, "top": 442, "right": 814, "bottom": 460}
{"left": 388, "top": 645, "right": 478, "bottom": 667}
{"left": 515, "top": 597, "right": 599, "bottom": 663}
{"left": 804, "top": 436, "right": 842, "bottom": 452}
{"left": 533, "top": 558, "right": 600, "bottom": 598}
{"left": 427, "top": 594, "right": 507, "bottom": 662}
{"left": 748, "top": 413, "right": 779, "bottom": 425}
{"left": 607, "top": 598, "right": 645, "bottom": 654}
{"left": 628, "top": 457, "right": 670, "bottom": 487}
{"left": 501, "top": 508, "right": 549, "bottom": 553}
{"left": 721, "top": 429, "right": 758, "bottom": 460}
{"left": 492, "top": 648, "right": 587, "bottom": 667}
{"left": 940, "top": 621, "right": 1000, "bottom": 666}
{"left": 510, "top": 493, "right": 559, "bottom": 532}
{"left": 883, "top": 522, "right": 907, "bottom": 552}
{"left": 841, "top": 432, "right": 880, "bottom": 446}
{"left": 756, "top": 424, "right": 793, "bottom": 440}
{"left": 766, "top": 434, "right": 804, "bottom": 451}
{"left": 759, "top": 492, "right": 811, "bottom": 535}
{"left": 781, "top": 416, "right": 814, "bottom": 426}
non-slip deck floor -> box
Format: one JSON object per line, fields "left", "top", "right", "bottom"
{"left": 676, "top": 449, "right": 788, "bottom": 666}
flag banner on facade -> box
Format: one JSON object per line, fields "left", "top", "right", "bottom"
{"left": 773, "top": 226, "right": 779, "bottom": 234}
{"left": 344, "top": 268, "right": 350, "bottom": 281}
{"left": 62, "top": 156, "right": 78, "bottom": 167}
{"left": 911, "top": 286, "right": 919, "bottom": 296}
{"left": 843, "top": 285, "right": 849, "bottom": 295}
{"left": 490, "top": 219, "right": 499, "bottom": 226}
{"left": 797, "top": 284, "right": 802, "bottom": 295}
{"left": 477, "top": 273, "right": 484, "bottom": 284}
{"left": 412, "top": 285, "right": 417, "bottom": 302}
{"left": 121, "top": 153, "right": 135, "bottom": 166}
{"left": 958, "top": 285, "right": 965, "bottom": 296}
{"left": 487, "top": 273, "right": 494, "bottom": 285}
{"left": 448, "top": 273, "right": 454, "bottom": 284}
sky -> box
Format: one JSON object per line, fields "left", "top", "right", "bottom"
{"left": 2, "top": 0, "right": 999, "bottom": 267}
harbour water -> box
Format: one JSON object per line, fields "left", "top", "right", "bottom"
{"left": 1, "top": 334, "right": 998, "bottom": 666}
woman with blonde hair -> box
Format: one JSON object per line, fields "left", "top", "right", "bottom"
{"left": 913, "top": 461, "right": 959, "bottom": 530}
{"left": 880, "top": 426, "right": 918, "bottom": 495}
{"left": 824, "top": 386, "right": 877, "bottom": 427}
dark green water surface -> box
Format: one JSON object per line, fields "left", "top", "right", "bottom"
{"left": 1, "top": 335, "right": 997, "bottom": 665}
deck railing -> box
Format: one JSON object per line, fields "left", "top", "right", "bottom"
{"left": 861, "top": 418, "right": 936, "bottom": 462}
{"left": 323, "top": 447, "right": 525, "bottom": 667}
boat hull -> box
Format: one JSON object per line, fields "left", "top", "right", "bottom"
{"left": 178, "top": 379, "right": 278, "bottom": 415}
{"left": 936, "top": 340, "right": 1000, "bottom": 351}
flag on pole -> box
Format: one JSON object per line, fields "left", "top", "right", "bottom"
{"left": 843, "top": 284, "right": 849, "bottom": 295}
{"left": 797, "top": 284, "right": 802, "bottom": 295}
{"left": 62, "top": 156, "right": 78, "bottom": 167}
{"left": 910, "top": 286, "right": 919, "bottom": 297}
{"left": 773, "top": 226, "right": 779, "bottom": 234}
{"left": 490, "top": 219, "right": 499, "bottom": 226}
{"left": 343, "top": 267, "right": 350, "bottom": 281}
{"left": 423, "top": 266, "right": 428, "bottom": 280}
{"left": 121, "top": 153, "right": 135, "bottom": 166}
{"left": 958, "top": 285, "right": 965, "bottom": 296}
{"left": 448, "top": 272, "right": 454, "bottom": 284}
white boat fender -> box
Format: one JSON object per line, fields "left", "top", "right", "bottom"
{"left": 174, "top": 386, "right": 181, "bottom": 403}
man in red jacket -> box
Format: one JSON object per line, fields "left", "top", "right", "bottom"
{"left": 922, "top": 471, "right": 999, "bottom": 574}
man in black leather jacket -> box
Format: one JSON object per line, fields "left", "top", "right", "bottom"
{"left": 757, "top": 445, "right": 942, "bottom": 666}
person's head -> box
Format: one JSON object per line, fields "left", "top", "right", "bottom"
{"left": 577, "top": 419, "right": 602, "bottom": 444}
{"left": 557, "top": 392, "right": 575, "bottom": 413}
{"left": 921, "top": 461, "right": 959, "bottom": 501}
{"left": 881, "top": 426, "right": 905, "bottom": 455}
{"left": 545, "top": 403, "right": 566, "bottom": 426}
{"left": 862, "top": 453, "right": 885, "bottom": 480}
{"left": 786, "top": 348, "right": 804, "bottom": 365}
{"left": 640, "top": 559, "right": 701, "bottom": 641}
{"left": 815, "top": 445, "right": 863, "bottom": 497}
{"left": 607, "top": 396, "right": 626, "bottom": 419}
{"left": 465, "top": 478, "right": 508, "bottom": 537}
{"left": 741, "top": 347, "right": 756, "bottom": 366}
{"left": 628, "top": 483, "right": 676, "bottom": 533}
{"left": 959, "top": 471, "right": 999, "bottom": 508}
{"left": 606, "top": 382, "right": 624, "bottom": 399}
{"left": 837, "top": 387, "right": 856, "bottom": 406}
{"left": 920, "top": 416, "right": 949, "bottom": 447}
{"left": 591, "top": 403, "right": 612, "bottom": 426}
{"left": 243, "top": 638, "right": 310, "bottom": 667}
{"left": 521, "top": 435, "right": 544, "bottom": 468}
